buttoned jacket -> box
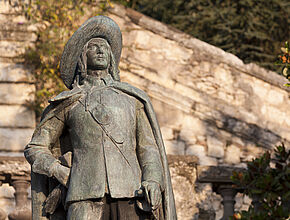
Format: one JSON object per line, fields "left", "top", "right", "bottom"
{"left": 25, "top": 75, "right": 164, "bottom": 204}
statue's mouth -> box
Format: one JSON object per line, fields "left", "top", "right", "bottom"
{"left": 95, "top": 53, "right": 105, "bottom": 58}
{"left": 93, "top": 55, "right": 105, "bottom": 60}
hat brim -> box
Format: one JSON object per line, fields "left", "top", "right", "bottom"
{"left": 60, "top": 16, "right": 122, "bottom": 89}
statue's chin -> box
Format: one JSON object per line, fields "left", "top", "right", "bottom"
{"left": 88, "top": 63, "right": 108, "bottom": 71}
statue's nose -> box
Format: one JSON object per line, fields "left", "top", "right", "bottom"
{"left": 95, "top": 47, "right": 103, "bottom": 54}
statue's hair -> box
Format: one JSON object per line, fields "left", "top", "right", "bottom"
{"left": 75, "top": 38, "right": 120, "bottom": 85}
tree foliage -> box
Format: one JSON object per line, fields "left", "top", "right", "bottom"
{"left": 231, "top": 144, "right": 290, "bottom": 219}
{"left": 277, "top": 41, "right": 290, "bottom": 86}
{"left": 117, "top": 0, "right": 290, "bottom": 72}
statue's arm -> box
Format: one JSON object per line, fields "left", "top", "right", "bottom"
{"left": 136, "top": 102, "right": 164, "bottom": 189}
{"left": 24, "top": 113, "right": 70, "bottom": 186}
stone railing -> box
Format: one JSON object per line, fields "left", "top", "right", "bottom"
{"left": 0, "top": 156, "right": 31, "bottom": 220}
{"left": 167, "top": 155, "right": 247, "bottom": 220}
{"left": 0, "top": 154, "right": 259, "bottom": 220}
{"left": 197, "top": 166, "right": 246, "bottom": 220}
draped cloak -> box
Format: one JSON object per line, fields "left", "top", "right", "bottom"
{"left": 30, "top": 81, "right": 177, "bottom": 220}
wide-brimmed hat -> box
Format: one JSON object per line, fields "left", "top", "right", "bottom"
{"left": 60, "top": 15, "right": 122, "bottom": 89}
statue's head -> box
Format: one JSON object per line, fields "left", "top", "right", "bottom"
{"left": 60, "top": 16, "right": 122, "bottom": 89}
{"left": 77, "top": 37, "right": 118, "bottom": 81}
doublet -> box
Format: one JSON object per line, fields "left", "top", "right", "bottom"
{"left": 25, "top": 75, "right": 164, "bottom": 204}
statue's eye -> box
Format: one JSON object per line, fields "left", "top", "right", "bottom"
{"left": 88, "top": 45, "right": 96, "bottom": 50}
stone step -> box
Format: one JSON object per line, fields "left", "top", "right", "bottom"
{"left": 0, "top": 41, "right": 34, "bottom": 58}
{"left": 0, "top": 105, "right": 35, "bottom": 128}
{"left": 0, "top": 62, "right": 34, "bottom": 83}
{"left": 0, "top": 128, "right": 34, "bottom": 152}
{"left": 0, "top": 83, "right": 34, "bottom": 105}
{"left": 0, "top": 30, "right": 37, "bottom": 42}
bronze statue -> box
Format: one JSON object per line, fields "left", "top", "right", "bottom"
{"left": 24, "top": 16, "right": 176, "bottom": 220}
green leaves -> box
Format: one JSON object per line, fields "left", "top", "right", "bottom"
{"left": 117, "top": 0, "right": 290, "bottom": 72}
{"left": 231, "top": 144, "right": 290, "bottom": 219}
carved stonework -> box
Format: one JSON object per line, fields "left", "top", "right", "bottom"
{"left": 197, "top": 165, "right": 245, "bottom": 184}
{"left": 0, "top": 157, "right": 31, "bottom": 220}
{"left": 197, "top": 165, "right": 245, "bottom": 219}
{"left": 0, "top": 207, "right": 7, "bottom": 220}
{"left": 218, "top": 185, "right": 237, "bottom": 220}
{"left": 167, "top": 155, "right": 199, "bottom": 220}
{"left": 8, "top": 179, "right": 31, "bottom": 220}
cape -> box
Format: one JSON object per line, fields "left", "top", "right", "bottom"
{"left": 30, "top": 81, "right": 177, "bottom": 220}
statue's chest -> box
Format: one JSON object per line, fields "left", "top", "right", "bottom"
{"left": 67, "top": 88, "right": 136, "bottom": 142}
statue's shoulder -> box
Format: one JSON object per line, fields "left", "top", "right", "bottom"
{"left": 40, "top": 87, "right": 83, "bottom": 122}
{"left": 113, "top": 82, "right": 150, "bottom": 102}
{"left": 48, "top": 87, "right": 82, "bottom": 103}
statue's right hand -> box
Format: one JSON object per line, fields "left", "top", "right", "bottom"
{"left": 50, "top": 162, "right": 71, "bottom": 187}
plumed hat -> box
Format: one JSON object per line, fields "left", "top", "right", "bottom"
{"left": 60, "top": 15, "right": 122, "bottom": 89}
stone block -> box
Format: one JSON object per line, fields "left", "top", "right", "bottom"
{"left": 170, "top": 168, "right": 198, "bottom": 219}
{"left": 186, "top": 143, "right": 218, "bottom": 165}
{"left": 197, "top": 135, "right": 206, "bottom": 144}
{"left": 266, "top": 89, "right": 285, "bottom": 105}
{"left": 179, "top": 129, "right": 197, "bottom": 144}
{"left": 0, "top": 128, "right": 34, "bottom": 152}
{"left": 0, "top": 31, "right": 37, "bottom": 42}
{"left": 180, "top": 115, "right": 206, "bottom": 136}
{"left": 164, "top": 140, "right": 185, "bottom": 155}
{"left": 0, "top": 41, "right": 34, "bottom": 58}
{"left": 224, "top": 144, "right": 241, "bottom": 164}
{"left": 0, "top": 184, "right": 14, "bottom": 199}
{"left": 252, "top": 80, "right": 270, "bottom": 100}
{"left": 0, "top": 62, "right": 34, "bottom": 82}
{"left": 186, "top": 144, "right": 205, "bottom": 158}
{"left": 0, "top": 198, "right": 14, "bottom": 219}
{"left": 179, "top": 116, "right": 199, "bottom": 143}
{"left": 261, "top": 105, "right": 286, "bottom": 125}
{"left": 214, "top": 64, "right": 233, "bottom": 85}
{"left": 0, "top": 105, "right": 35, "bottom": 128}
{"left": 234, "top": 163, "right": 247, "bottom": 169}
{"left": 199, "top": 156, "right": 218, "bottom": 166}
{"left": 207, "top": 136, "right": 225, "bottom": 158}
{"left": 199, "top": 61, "right": 211, "bottom": 73}
{"left": 197, "top": 166, "right": 245, "bottom": 184}
{"left": 0, "top": 83, "right": 34, "bottom": 104}
{"left": 150, "top": 98, "right": 186, "bottom": 128}
{"left": 160, "top": 126, "right": 174, "bottom": 140}
{"left": 0, "top": 18, "right": 37, "bottom": 32}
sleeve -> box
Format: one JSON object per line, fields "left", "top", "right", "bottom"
{"left": 136, "top": 101, "right": 164, "bottom": 190}
{"left": 24, "top": 108, "right": 65, "bottom": 178}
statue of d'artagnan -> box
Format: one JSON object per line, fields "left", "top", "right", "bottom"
{"left": 24, "top": 16, "right": 176, "bottom": 220}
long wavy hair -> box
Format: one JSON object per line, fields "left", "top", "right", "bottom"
{"left": 73, "top": 38, "right": 120, "bottom": 86}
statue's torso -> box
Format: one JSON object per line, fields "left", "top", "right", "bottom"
{"left": 65, "top": 85, "right": 142, "bottom": 202}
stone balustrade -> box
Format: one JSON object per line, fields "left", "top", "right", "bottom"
{"left": 0, "top": 154, "right": 264, "bottom": 220}
{"left": 0, "top": 156, "right": 31, "bottom": 220}
{"left": 197, "top": 165, "right": 246, "bottom": 220}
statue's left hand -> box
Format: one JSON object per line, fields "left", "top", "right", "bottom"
{"left": 142, "top": 181, "right": 162, "bottom": 210}
{"left": 50, "top": 162, "right": 71, "bottom": 187}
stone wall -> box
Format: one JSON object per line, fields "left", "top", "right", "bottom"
{"left": 109, "top": 6, "right": 290, "bottom": 166}
{"left": 107, "top": 5, "right": 290, "bottom": 219}
{"left": 0, "top": 1, "right": 290, "bottom": 219}
{"left": 0, "top": 1, "right": 34, "bottom": 218}
{"left": 0, "top": 0, "right": 35, "bottom": 153}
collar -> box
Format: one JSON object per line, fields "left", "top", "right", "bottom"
{"left": 82, "top": 74, "right": 114, "bottom": 89}
{"left": 101, "top": 74, "right": 114, "bottom": 86}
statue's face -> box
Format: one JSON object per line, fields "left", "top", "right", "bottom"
{"left": 86, "top": 38, "right": 110, "bottom": 70}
